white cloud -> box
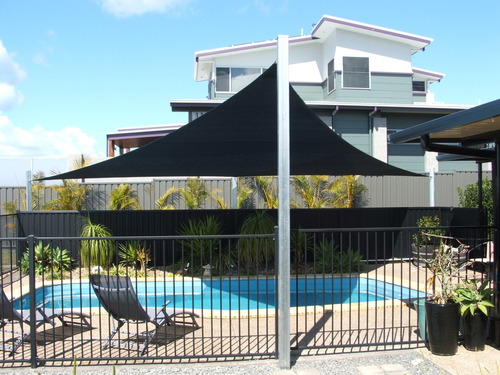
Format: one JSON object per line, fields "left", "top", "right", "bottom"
{"left": 97, "top": 0, "right": 191, "bottom": 17}
{"left": 0, "top": 41, "right": 26, "bottom": 84}
{"left": 0, "top": 41, "right": 26, "bottom": 111}
{"left": 0, "top": 83, "right": 24, "bottom": 111}
{"left": 0, "top": 115, "right": 102, "bottom": 158}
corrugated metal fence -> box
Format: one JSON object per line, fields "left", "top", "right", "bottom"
{"left": 0, "top": 172, "right": 491, "bottom": 214}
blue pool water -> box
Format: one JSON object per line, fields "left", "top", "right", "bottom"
{"left": 13, "top": 277, "right": 425, "bottom": 311}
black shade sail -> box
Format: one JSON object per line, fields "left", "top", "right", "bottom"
{"left": 45, "top": 64, "right": 419, "bottom": 180}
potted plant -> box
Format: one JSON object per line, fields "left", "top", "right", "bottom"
{"left": 453, "top": 280, "right": 496, "bottom": 351}
{"left": 411, "top": 215, "right": 444, "bottom": 267}
{"left": 423, "top": 238, "right": 468, "bottom": 356}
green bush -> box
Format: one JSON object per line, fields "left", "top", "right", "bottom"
{"left": 313, "top": 239, "right": 364, "bottom": 273}
{"left": 178, "top": 215, "right": 223, "bottom": 274}
{"left": 412, "top": 215, "right": 445, "bottom": 246}
{"left": 237, "top": 211, "right": 276, "bottom": 272}
{"left": 118, "top": 240, "right": 151, "bottom": 272}
{"left": 458, "top": 178, "right": 493, "bottom": 227}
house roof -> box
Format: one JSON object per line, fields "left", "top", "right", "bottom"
{"left": 195, "top": 15, "right": 433, "bottom": 81}
{"left": 311, "top": 15, "right": 432, "bottom": 50}
{"left": 388, "top": 98, "right": 500, "bottom": 145}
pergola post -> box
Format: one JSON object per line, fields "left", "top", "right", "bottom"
{"left": 277, "top": 35, "right": 291, "bottom": 370}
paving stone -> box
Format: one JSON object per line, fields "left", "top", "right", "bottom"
{"left": 357, "top": 365, "right": 384, "bottom": 374}
{"left": 381, "top": 363, "right": 409, "bottom": 374}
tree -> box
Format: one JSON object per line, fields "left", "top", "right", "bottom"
{"left": 329, "top": 175, "right": 368, "bottom": 208}
{"left": 45, "top": 180, "right": 90, "bottom": 210}
{"left": 254, "top": 176, "right": 278, "bottom": 209}
{"left": 156, "top": 178, "right": 220, "bottom": 210}
{"left": 291, "top": 175, "right": 335, "bottom": 208}
{"left": 458, "top": 178, "right": 493, "bottom": 226}
{"left": 109, "top": 184, "right": 141, "bottom": 210}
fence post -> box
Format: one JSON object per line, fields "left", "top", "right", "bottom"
{"left": 27, "top": 235, "right": 38, "bottom": 368}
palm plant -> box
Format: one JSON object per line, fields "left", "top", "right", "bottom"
{"left": 329, "top": 175, "right": 368, "bottom": 208}
{"left": 181, "top": 178, "right": 211, "bottom": 209}
{"left": 291, "top": 175, "right": 335, "bottom": 208}
{"left": 156, "top": 186, "right": 181, "bottom": 210}
{"left": 254, "top": 176, "right": 278, "bottom": 209}
{"left": 109, "top": 184, "right": 141, "bottom": 210}
{"left": 45, "top": 180, "right": 90, "bottom": 210}
{"left": 80, "top": 216, "right": 115, "bottom": 268}
{"left": 237, "top": 177, "right": 254, "bottom": 208}
{"left": 157, "top": 178, "right": 220, "bottom": 209}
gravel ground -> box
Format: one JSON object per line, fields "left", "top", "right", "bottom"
{"left": 0, "top": 350, "right": 450, "bottom": 375}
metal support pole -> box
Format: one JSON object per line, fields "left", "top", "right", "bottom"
{"left": 494, "top": 142, "right": 500, "bottom": 312}
{"left": 277, "top": 35, "right": 290, "bottom": 370}
{"left": 27, "top": 235, "right": 38, "bottom": 368}
{"left": 231, "top": 177, "right": 238, "bottom": 209}
{"left": 26, "top": 170, "right": 32, "bottom": 211}
{"left": 429, "top": 168, "right": 435, "bottom": 207}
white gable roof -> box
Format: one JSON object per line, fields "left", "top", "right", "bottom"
{"left": 195, "top": 15, "right": 434, "bottom": 81}
{"left": 312, "top": 15, "right": 432, "bottom": 51}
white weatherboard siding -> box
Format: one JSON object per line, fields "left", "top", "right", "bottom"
{"left": 335, "top": 30, "right": 412, "bottom": 74}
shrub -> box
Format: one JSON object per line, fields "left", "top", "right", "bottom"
{"left": 178, "top": 216, "right": 223, "bottom": 274}
{"left": 237, "top": 211, "right": 276, "bottom": 272}
{"left": 313, "top": 239, "right": 364, "bottom": 273}
{"left": 412, "top": 215, "right": 445, "bottom": 246}
{"left": 118, "top": 240, "right": 151, "bottom": 272}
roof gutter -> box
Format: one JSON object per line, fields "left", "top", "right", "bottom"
{"left": 420, "top": 134, "right": 495, "bottom": 160}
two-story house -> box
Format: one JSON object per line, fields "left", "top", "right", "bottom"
{"left": 170, "top": 15, "right": 475, "bottom": 174}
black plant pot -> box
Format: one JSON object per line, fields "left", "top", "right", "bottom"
{"left": 425, "top": 301, "right": 459, "bottom": 355}
{"left": 489, "top": 316, "right": 500, "bottom": 348}
{"left": 463, "top": 312, "right": 488, "bottom": 351}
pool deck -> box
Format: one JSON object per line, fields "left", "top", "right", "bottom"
{"left": 1, "top": 259, "right": 497, "bottom": 374}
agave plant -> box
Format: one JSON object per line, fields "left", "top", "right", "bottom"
{"left": 20, "top": 242, "right": 72, "bottom": 275}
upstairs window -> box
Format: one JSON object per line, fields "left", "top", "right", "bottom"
{"left": 216, "top": 67, "right": 263, "bottom": 92}
{"left": 215, "top": 68, "right": 230, "bottom": 92}
{"left": 412, "top": 81, "right": 426, "bottom": 93}
{"left": 343, "top": 57, "right": 369, "bottom": 89}
{"left": 327, "top": 59, "right": 335, "bottom": 93}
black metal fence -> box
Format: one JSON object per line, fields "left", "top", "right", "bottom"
{"left": 0, "top": 224, "right": 494, "bottom": 368}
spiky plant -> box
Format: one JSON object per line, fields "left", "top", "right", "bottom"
{"left": 80, "top": 216, "right": 114, "bottom": 268}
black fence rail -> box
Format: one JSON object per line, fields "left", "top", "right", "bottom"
{"left": 0, "top": 225, "right": 493, "bottom": 368}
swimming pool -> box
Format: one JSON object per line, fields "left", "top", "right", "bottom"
{"left": 14, "top": 277, "right": 425, "bottom": 311}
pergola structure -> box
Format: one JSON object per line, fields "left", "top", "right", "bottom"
{"left": 389, "top": 98, "right": 500, "bottom": 308}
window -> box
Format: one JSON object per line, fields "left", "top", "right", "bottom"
{"left": 215, "top": 67, "right": 264, "bottom": 92}
{"left": 343, "top": 57, "right": 369, "bottom": 88}
{"left": 327, "top": 59, "right": 335, "bottom": 93}
{"left": 215, "top": 68, "right": 230, "bottom": 92}
{"left": 412, "top": 81, "right": 426, "bottom": 93}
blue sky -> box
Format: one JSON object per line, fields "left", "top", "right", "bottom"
{"left": 0, "top": 0, "right": 499, "bottom": 167}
